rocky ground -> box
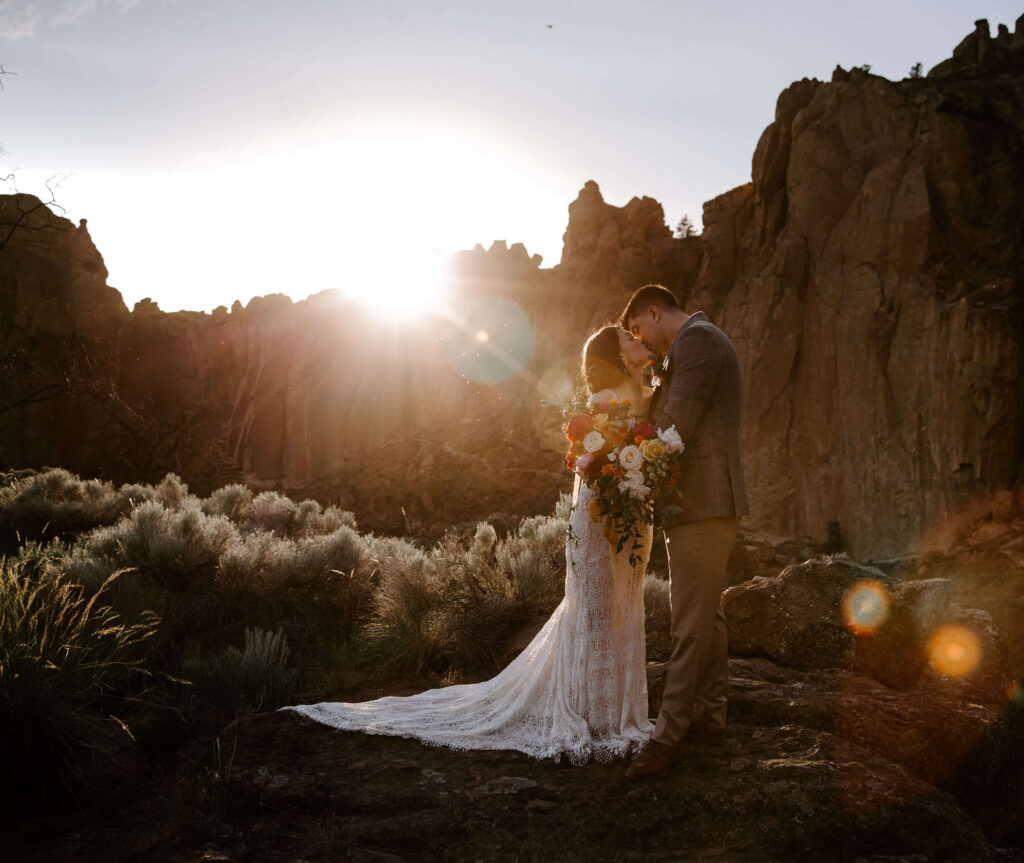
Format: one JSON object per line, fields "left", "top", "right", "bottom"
{"left": 9, "top": 639, "right": 1022, "bottom": 861}
{"left": 11, "top": 654, "right": 1019, "bottom": 863}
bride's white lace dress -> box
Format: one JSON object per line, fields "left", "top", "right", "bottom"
{"left": 282, "top": 424, "right": 653, "bottom": 764}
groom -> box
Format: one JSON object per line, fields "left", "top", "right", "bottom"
{"left": 620, "top": 284, "right": 748, "bottom": 781}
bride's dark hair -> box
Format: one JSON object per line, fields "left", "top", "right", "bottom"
{"left": 581, "top": 326, "right": 628, "bottom": 394}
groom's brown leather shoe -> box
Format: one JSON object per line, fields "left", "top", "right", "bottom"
{"left": 625, "top": 739, "right": 682, "bottom": 781}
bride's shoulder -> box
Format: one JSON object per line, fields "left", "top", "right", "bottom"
{"left": 590, "top": 386, "right": 647, "bottom": 413}
{"left": 588, "top": 388, "right": 619, "bottom": 406}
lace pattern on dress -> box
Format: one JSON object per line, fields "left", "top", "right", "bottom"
{"left": 282, "top": 463, "right": 653, "bottom": 764}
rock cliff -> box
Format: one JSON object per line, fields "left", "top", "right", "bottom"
{"left": 1, "top": 19, "right": 1022, "bottom": 558}
{"left": 683, "top": 17, "right": 1024, "bottom": 558}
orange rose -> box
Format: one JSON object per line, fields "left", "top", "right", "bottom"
{"left": 565, "top": 414, "right": 593, "bottom": 442}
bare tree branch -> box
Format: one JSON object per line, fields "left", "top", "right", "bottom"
{"left": 0, "top": 352, "right": 70, "bottom": 416}
{"left": 0, "top": 173, "right": 70, "bottom": 253}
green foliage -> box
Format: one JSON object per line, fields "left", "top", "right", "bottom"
{"left": 0, "top": 545, "right": 158, "bottom": 801}
{"left": 673, "top": 214, "right": 698, "bottom": 238}
{"left": 180, "top": 627, "right": 297, "bottom": 720}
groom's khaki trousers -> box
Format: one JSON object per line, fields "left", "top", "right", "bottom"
{"left": 653, "top": 515, "right": 740, "bottom": 747}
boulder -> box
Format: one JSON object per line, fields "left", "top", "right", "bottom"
{"left": 723, "top": 553, "right": 1013, "bottom": 698}
{"left": 851, "top": 577, "right": 953, "bottom": 689}
{"left": 724, "top": 554, "right": 894, "bottom": 671}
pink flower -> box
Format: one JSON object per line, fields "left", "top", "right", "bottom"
{"left": 575, "top": 452, "right": 595, "bottom": 472}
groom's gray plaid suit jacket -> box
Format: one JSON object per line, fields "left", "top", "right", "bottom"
{"left": 650, "top": 312, "right": 748, "bottom": 528}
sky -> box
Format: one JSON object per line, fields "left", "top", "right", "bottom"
{"left": 1, "top": 0, "right": 1020, "bottom": 313}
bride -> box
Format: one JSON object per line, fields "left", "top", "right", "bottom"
{"left": 282, "top": 326, "right": 656, "bottom": 764}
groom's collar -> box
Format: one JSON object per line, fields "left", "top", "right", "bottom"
{"left": 668, "top": 310, "right": 707, "bottom": 351}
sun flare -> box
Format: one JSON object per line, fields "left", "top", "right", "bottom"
{"left": 54, "top": 124, "right": 563, "bottom": 315}
{"left": 341, "top": 244, "right": 446, "bottom": 321}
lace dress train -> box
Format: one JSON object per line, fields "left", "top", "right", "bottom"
{"left": 282, "top": 481, "right": 653, "bottom": 764}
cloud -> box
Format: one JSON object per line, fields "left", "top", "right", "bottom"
{"left": 51, "top": 0, "right": 138, "bottom": 27}
{"left": 49, "top": 0, "right": 97, "bottom": 27}
{"left": 0, "top": 0, "right": 138, "bottom": 38}
{"left": 0, "top": 1, "right": 40, "bottom": 40}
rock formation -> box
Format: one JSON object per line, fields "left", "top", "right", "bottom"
{"left": 0, "top": 205, "right": 573, "bottom": 534}
{"left": 682, "top": 17, "right": 1024, "bottom": 558}
{"left": 928, "top": 16, "right": 1024, "bottom": 77}
{"left": 1, "top": 19, "right": 1022, "bottom": 560}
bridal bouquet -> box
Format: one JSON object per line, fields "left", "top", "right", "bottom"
{"left": 564, "top": 390, "right": 686, "bottom": 565}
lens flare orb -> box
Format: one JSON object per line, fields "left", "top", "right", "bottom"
{"left": 441, "top": 297, "right": 534, "bottom": 385}
{"left": 927, "top": 624, "right": 982, "bottom": 678}
{"left": 841, "top": 579, "right": 891, "bottom": 635}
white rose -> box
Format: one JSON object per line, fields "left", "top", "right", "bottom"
{"left": 618, "top": 444, "right": 643, "bottom": 471}
{"left": 656, "top": 424, "right": 685, "bottom": 453}
{"left": 619, "top": 469, "right": 650, "bottom": 499}
{"left": 583, "top": 430, "right": 606, "bottom": 453}
{"left": 588, "top": 388, "right": 617, "bottom": 406}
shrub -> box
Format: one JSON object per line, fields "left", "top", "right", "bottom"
{"left": 152, "top": 473, "right": 191, "bottom": 509}
{"left": 180, "top": 627, "right": 297, "bottom": 719}
{"left": 429, "top": 530, "right": 528, "bottom": 671}
{"left": 297, "top": 632, "right": 378, "bottom": 697}
{"left": 214, "top": 525, "right": 375, "bottom": 647}
{"left": 217, "top": 525, "right": 371, "bottom": 595}
{"left": 553, "top": 491, "right": 574, "bottom": 522}
{"left": 0, "top": 546, "right": 158, "bottom": 801}
{"left": 69, "top": 499, "right": 239, "bottom": 593}
{"left": 200, "top": 483, "right": 253, "bottom": 523}
{"left": 293, "top": 498, "right": 322, "bottom": 533}
{"left": 200, "top": 485, "right": 355, "bottom": 537}
{"left": 309, "top": 504, "right": 358, "bottom": 535}
{"left": 643, "top": 574, "right": 672, "bottom": 648}
{"left": 249, "top": 490, "right": 298, "bottom": 535}
{"left": 362, "top": 526, "right": 534, "bottom": 674}
{"left": 361, "top": 535, "right": 437, "bottom": 670}
{"left": 496, "top": 513, "right": 567, "bottom": 612}
{"left": 0, "top": 468, "right": 155, "bottom": 550}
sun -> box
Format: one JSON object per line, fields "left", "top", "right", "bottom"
{"left": 57, "top": 121, "right": 564, "bottom": 315}
{"left": 341, "top": 242, "right": 446, "bottom": 321}
{"left": 318, "top": 126, "right": 554, "bottom": 321}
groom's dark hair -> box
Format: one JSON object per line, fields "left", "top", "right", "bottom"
{"left": 619, "top": 284, "right": 680, "bottom": 326}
